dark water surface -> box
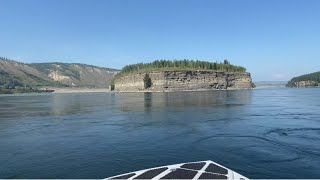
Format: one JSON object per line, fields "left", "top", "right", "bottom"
{"left": 0, "top": 88, "right": 320, "bottom": 178}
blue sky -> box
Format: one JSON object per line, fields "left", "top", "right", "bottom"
{"left": 0, "top": 0, "right": 319, "bottom": 81}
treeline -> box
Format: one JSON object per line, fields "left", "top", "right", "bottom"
{"left": 0, "top": 86, "right": 55, "bottom": 94}
{"left": 117, "top": 59, "right": 246, "bottom": 76}
{"left": 0, "top": 56, "right": 11, "bottom": 61}
{"left": 287, "top": 71, "right": 320, "bottom": 87}
{"left": 0, "top": 87, "right": 40, "bottom": 94}
{"left": 0, "top": 56, "right": 17, "bottom": 62}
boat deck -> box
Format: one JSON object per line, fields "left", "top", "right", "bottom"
{"left": 105, "top": 160, "right": 249, "bottom": 180}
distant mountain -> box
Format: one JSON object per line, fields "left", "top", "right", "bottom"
{"left": 0, "top": 57, "right": 119, "bottom": 89}
{"left": 286, "top": 71, "right": 320, "bottom": 87}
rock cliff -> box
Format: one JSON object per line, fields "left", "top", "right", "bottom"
{"left": 287, "top": 80, "right": 319, "bottom": 87}
{"left": 113, "top": 70, "right": 254, "bottom": 91}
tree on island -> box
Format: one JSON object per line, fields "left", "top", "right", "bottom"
{"left": 143, "top": 73, "right": 152, "bottom": 89}
{"left": 110, "top": 84, "right": 115, "bottom": 91}
{"left": 116, "top": 59, "right": 247, "bottom": 77}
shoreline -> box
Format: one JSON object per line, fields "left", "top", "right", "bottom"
{"left": 113, "top": 88, "right": 254, "bottom": 93}
{"left": 3, "top": 86, "right": 299, "bottom": 95}
{"left": 52, "top": 87, "right": 110, "bottom": 94}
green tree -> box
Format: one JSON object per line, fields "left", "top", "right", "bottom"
{"left": 115, "top": 59, "right": 246, "bottom": 78}
{"left": 110, "top": 84, "right": 115, "bottom": 91}
{"left": 143, "top": 73, "right": 152, "bottom": 89}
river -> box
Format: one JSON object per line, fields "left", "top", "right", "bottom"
{"left": 0, "top": 88, "right": 319, "bottom": 178}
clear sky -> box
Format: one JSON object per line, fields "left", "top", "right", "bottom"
{"left": 0, "top": 0, "right": 319, "bottom": 81}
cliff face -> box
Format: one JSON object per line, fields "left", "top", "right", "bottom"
{"left": 114, "top": 70, "right": 254, "bottom": 91}
{"left": 288, "top": 80, "right": 319, "bottom": 87}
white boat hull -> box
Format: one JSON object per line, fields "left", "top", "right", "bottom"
{"left": 105, "top": 160, "right": 249, "bottom": 179}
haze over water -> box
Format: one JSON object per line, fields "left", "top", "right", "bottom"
{"left": 0, "top": 89, "right": 320, "bottom": 178}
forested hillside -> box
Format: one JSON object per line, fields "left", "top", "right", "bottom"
{"left": 287, "top": 71, "right": 320, "bottom": 87}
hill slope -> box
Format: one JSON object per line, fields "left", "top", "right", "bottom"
{"left": 30, "top": 63, "right": 118, "bottom": 87}
{"left": 287, "top": 71, "right": 320, "bottom": 87}
{"left": 0, "top": 57, "right": 118, "bottom": 89}
{"left": 0, "top": 58, "right": 61, "bottom": 88}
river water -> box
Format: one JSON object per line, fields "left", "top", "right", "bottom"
{"left": 0, "top": 88, "right": 320, "bottom": 178}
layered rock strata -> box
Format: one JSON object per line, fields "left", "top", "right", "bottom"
{"left": 113, "top": 70, "right": 254, "bottom": 91}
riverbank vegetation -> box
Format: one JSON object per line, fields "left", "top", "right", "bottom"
{"left": 0, "top": 87, "right": 54, "bottom": 94}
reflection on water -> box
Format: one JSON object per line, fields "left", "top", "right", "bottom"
{"left": 51, "top": 94, "right": 85, "bottom": 116}
{"left": 0, "top": 94, "right": 93, "bottom": 118}
{"left": 118, "top": 90, "right": 252, "bottom": 112}
{"left": 0, "top": 89, "right": 320, "bottom": 179}
{"left": 144, "top": 93, "right": 152, "bottom": 113}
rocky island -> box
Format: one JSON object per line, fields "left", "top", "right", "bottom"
{"left": 112, "top": 60, "right": 255, "bottom": 92}
{"left": 286, "top": 71, "right": 320, "bottom": 87}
